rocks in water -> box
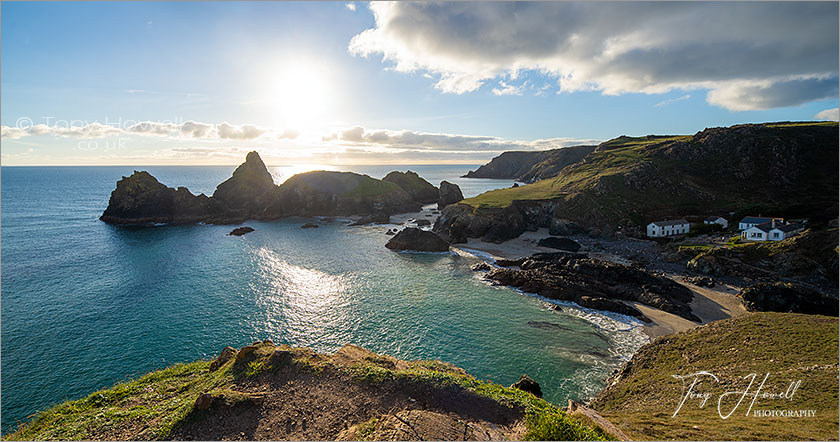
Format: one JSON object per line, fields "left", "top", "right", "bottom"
{"left": 383, "top": 170, "right": 440, "bottom": 204}
{"left": 300, "top": 223, "right": 319, "bottom": 229}
{"left": 385, "top": 227, "right": 450, "bottom": 252}
{"left": 683, "top": 276, "right": 715, "bottom": 287}
{"left": 437, "top": 181, "right": 464, "bottom": 209}
{"left": 101, "top": 152, "right": 425, "bottom": 225}
{"left": 549, "top": 218, "right": 587, "bottom": 236}
{"left": 471, "top": 262, "right": 492, "bottom": 272}
{"left": 484, "top": 253, "right": 699, "bottom": 322}
{"left": 537, "top": 237, "right": 581, "bottom": 252}
{"left": 351, "top": 213, "right": 391, "bottom": 225}
{"left": 510, "top": 374, "right": 542, "bottom": 398}
{"left": 212, "top": 151, "right": 276, "bottom": 212}
{"left": 209, "top": 346, "right": 238, "bottom": 372}
{"left": 415, "top": 219, "right": 431, "bottom": 227}
{"left": 740, "top": 282, "right": 838, "bottom": 316}
{"left": 385, "top": 228, "right": 397, "bottom": 235}
{"left": 228, "top": 226, "right": 254, "bottom": 236}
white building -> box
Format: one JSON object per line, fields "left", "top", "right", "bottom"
{"left": 704, "top": 216, "right": 728, "bottom": 229}
{"left": 738, "top": 216, "right": 783, "bottom": 231}
{"left": 647, "top": 219, "right": 691, "bottom": 237}
{"left": 741, "top": 220, "right": 804, "bottom": 241}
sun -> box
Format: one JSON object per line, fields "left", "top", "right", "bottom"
{"left": 269, "top": 64, "right": 331, "bottom": 129}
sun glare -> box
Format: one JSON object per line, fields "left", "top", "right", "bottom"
{"left": 269, "top": 63, "right": 332, "bottom": 129}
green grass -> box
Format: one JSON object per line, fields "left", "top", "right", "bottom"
{"left": 342, "top": 176, "right": 405, "bottom": 198}
{"left": 592, "top": 312, "right": 839, "bottom": 441}
{"left": 5, "top": 343, "right": 611, "bottom": 441}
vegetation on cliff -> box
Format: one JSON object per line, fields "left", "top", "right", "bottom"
{"left": 450, "top": 122, "right": 838, "bottom": 238}
{"left": 463, "top": 145, "right": 596, "bottom": 182}
{"left": 6, "top": 344, "right": 614, "bottom": 441}
{"left": 383, "top": 170, "right": 440, "bottom": 204}
{"left": 592, "top": 312, "right": 839, "bottom": 440}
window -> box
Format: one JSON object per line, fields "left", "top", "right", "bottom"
{"left": 773, "top": 232, "right": 780, "bottom": 238}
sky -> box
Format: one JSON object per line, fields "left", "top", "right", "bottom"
{"left": 1, "top": 1, "right": 838, "bottom": 166}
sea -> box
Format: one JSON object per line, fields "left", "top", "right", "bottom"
{"left": 0, "top": 164, "right": 648, "bottom": 433}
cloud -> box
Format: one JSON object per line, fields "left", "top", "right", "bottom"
{"left": 324, "top": 125, "right": 599, "bottom": 153}
{"left": 655, "top": 94, "right": 691, "bottom": 108}
{"left": 349, "top": 2, "right": 838, "bottom": 110}
{"left": 1, "top": 120, "right": 298, "bottom": 141}
{"left": 815, "top": 107, "right": 840, "bottom": 121}
{"left": 492, "top": 80, "right": 529, "bottom": 96}
{"left": 345, "top": 2, "right": 356, "bottom": 12}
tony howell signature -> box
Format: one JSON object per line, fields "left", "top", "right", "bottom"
{"left": 671, "top": 371, "right": 809, "bottom": 419}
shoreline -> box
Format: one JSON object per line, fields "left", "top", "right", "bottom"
{"left": 449, "top": 227, "right": 747, "bottom": 339}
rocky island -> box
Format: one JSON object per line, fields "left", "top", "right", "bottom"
{"left": 100, "top": 153, "right": 461, "bottom": 225}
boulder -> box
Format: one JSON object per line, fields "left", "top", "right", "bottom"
{"left": 537, "top": 237, "right": 581, "bottom": 252}
{"left": 301, "top": 223, "right": 319, "bottom": 229}
{"left": 549, "top": 218, "right": 587, "bottom": 236}
{"left": 228, "top": 227, "right": 254, "bottom": 236}
{"left": 683, "top": 276, "right": 715, "bottom": 287}
{"left": 740, "top": 282, "right": 838, "bottom": 316}
{"left": 385, "top": 228, "right": 450, "bottom": 252}
{"left": 686, "top": 254, "right": 723, "bottom": 275}
{"left": 194, "top": 393, "right": 215, "bottom": 410}
{"left": 383, "top": 171, "right": 440, "bottom": 204}
{"left": 209, "top": 346, "right": 238, "bottom": 372}
{"left": 437, "top": 181, "right": 464, "bottom": 209}
{"left": 415, "top": 219, "right": 431, "bottom": 227}
{"left": 510, "top": 374, "right": 542, "bottom": 398}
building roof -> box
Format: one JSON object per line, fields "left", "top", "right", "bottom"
{"left": 740, "top": 216, "right": 783, "bottom": 225}
{"left": 772, "top": 223, "right": 802, "bottom": 233}
{"left": 650, "top": 219, "right": 689, "bottom": 227}
{"left": 705, "top": 216, "right": 725, "bottom": 221}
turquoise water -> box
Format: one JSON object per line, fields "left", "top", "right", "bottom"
{"left": 0, "top": 165, "right": 647, "bottom": 433}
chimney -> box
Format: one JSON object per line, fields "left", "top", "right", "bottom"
{"left": 772, "top": 219, "right": 776, "bottom": 228}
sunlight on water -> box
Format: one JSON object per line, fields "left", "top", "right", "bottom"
{"left": 252, "top": 247, "right": 351, "bottom": 344}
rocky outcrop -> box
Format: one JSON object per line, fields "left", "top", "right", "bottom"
{"left": 434, "top": 204, "right": 526, "bottom": 244}
{"left": 212, "top": 151, "right": 276, "bottom": 212}
{"left": 740, "top": 282, "right": 838, "bottom": 316}
{"left": 100, "top": 171, "right": 232, "bottom": 224}
{"left": 385, "top": 228, "right": 450, "bottom": 252}
{"left": 463, "top": 145, "right": 596, "bottom": 182}
{"left": 537, "top": 237, "right": 581, "bottom": 252}
{"left": 228, "top": 227, "right": 254, "bottom": 236}
{"left": 437, "top": 181, "right": 464, "bottom": 209}
{"left": 383, "top": 170, "right": 440, "bottom": 204}
{"left": 486, "top": 253, "right": 699, "bottom": 321}
{"left": 101, "top": 152, "right": 427, "bottom": 225}
{"left": 510, "top": 375, "right": 542, "bottom": 398}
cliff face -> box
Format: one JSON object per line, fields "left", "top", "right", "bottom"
{"left": 7, "top": 343, "right": 613, "bottom": 441}
{"left": 463, "top": 145, "right": 596, "bottom": 182}
{"left": 438, "top": 122, "right": 839, "bottom": 241}
{"left": 100, "top": 153, "right": 429, "bottom": 224}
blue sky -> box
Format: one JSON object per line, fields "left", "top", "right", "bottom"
{"left": 2, "top": 1, "right": 838, "bottom": 165}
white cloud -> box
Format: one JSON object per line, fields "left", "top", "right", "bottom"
{"left": 345, "top": 2, "right": 356, "bottom": 12}
{"left": 655, "top": 94, "right": 691, "bottom": 108}
{"left": 815, "top": 107, "right": 840, "bottom": 121}
{"left": 324, "top": 125, "right": 599, "bottom": 153}
{"left": 492, "top": 80, "right": 529, "bottom": 96}
{"left": 1, "top": 120, "right": 298, "bottom": 141}
{"left": 349, "top": 2, "right": 838, "bottom": 110}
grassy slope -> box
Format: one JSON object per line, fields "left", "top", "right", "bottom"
{"left": 592, "top": 312, "right": 839, "bottom": 441}
{"left": 462, "top": 122, "right": 838, "bottom": 227}
{"left": 6, "top": 344, "right": 611, "bottom": 441}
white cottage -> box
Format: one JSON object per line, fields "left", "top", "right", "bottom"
{"left": 738, "top": 216, "right": 783, "bottom": 231}
{"left": 704, "top": 216, "right": 728, "bottom": 228}
{"left": 741, "top": 220, "right": 803, "bottom": 241}
{"left": 647, "top": 219, "right": 691, "bottom": 237}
